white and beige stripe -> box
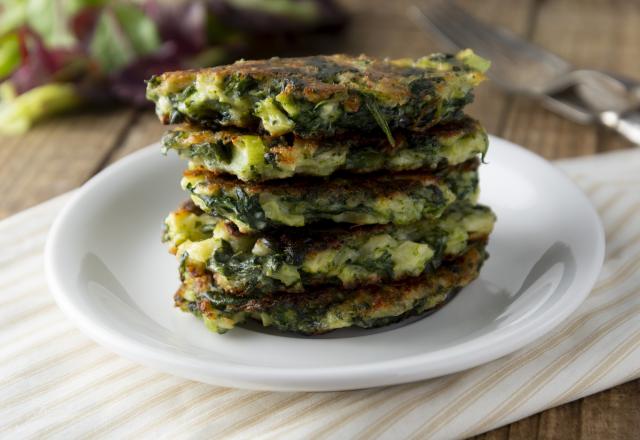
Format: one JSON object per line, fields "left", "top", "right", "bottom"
{"left": 1, "top": 149, "right": 640, "bottom": 439}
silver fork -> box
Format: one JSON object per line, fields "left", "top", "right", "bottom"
{"left": 408, "top": 1, "right": 640, "bottom": 144}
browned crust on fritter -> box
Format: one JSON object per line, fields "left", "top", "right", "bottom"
{"left": 178, "top": 198, "right": 202, "bottom": 214}
{"left": 153, "top": 54, "right": 429, "bottom": 105}
{"left": 184, "top": 159, "right": 479, "bottom": 196}
{"left": 171, "top": 116, "right": 482, "bottom": 154}
{"left": 176, "top": 197, "right": 490, "bottom": 257}
{"left": 176, "top": 240, "right": 486, "bottom": 310}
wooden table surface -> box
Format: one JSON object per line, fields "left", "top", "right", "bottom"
{"left": 2, "top": 0, "right": 639, "bottom": 438}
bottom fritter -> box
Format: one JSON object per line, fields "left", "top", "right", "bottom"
{"left": 174, "top": 241, "right": 488, "bottom": 335}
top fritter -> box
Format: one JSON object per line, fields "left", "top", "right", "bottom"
{"left": 146, "top": 50, "right": 489, "bottom": 139}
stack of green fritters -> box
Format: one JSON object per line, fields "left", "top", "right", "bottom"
{"left": 146, "top": 50, "right": 496, "bottom": 335}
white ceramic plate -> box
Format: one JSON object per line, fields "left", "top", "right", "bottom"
{"left": 45, "top": 136, "right": 604, "bottom": 391}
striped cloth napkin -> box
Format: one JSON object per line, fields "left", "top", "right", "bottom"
{"left": 2, "top": 148, "right": 640, "bottom": 439}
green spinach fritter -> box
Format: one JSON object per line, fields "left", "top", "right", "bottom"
{"left": 182, "top": 161, "right": 480, "bottom": 232}
{"left": 163, "top": 201, "right": 495, "bottom": 295}
{"left": 146, "top": 50, "right": 489, "bottom": 138}
{"left": 162, "top": 117, "right": 487, "bottom": 182}
{"left": 174, "top": 241, "right": 488, "bottom": 334}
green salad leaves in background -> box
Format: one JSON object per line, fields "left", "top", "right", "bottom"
{"left": 0, "top": 0, "right": 345, "bottom": 134}
{"left": 89, "top": 4, "right": 162, "bottom": 73}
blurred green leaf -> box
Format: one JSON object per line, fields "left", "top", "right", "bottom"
{"left": 90, "top": 9, "right": 133, "bottom": 73}
{"left": 89, "top": 4, "right": 160, "bottom": 73}
{"left": 0, "top": 0, "right": 28, "bottom": 36}
{"left": 0, "top": 82, "right": 81, "bottom": 134}
{"left": 227, "top": 0, "right": 319, "bottom": 22}
{"left": 114, "top": 4, "right": 160, "bottom": 55}
{"left": 27, "top": 0, "right": 76, "bottom": 47}
{"left": 66, "top": 0, "right": 106, "bottom": 13}
{"left": 185, "top": 47, "right": 227, "bottom": 69}
{"left": 0, "top": 0, "right": 106, "bottom": 47}
{"left": 0, "top": 33, "right": 21, "bottom": 79}
{"left": 205, "top": 15, "right": 241, "bottom": 44}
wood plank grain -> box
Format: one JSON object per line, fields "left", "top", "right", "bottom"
{"left": 538, "top": 399, "right": 582, "bottom": 440}
{"left": 458, "top": 0, "right": 537, "bottom": 135}
{"left": 0, "top": 109, "right": 135, "bottom": 219}
{"left": 473, "top": 426, "right": 510, "bottom": 440}
{"left": 499, "top": 0, "right": 598, "bottom": 158}
{"left": 507, "top": 414, "right": 540, "bottom": 439}
{"left": 107, "top": 111, "right": 166, "bottom": 165}
{"left": 501, "top": 96, "right": 597, "bottom": 158}
{"left": 587, "top": 0, "right": 640, "bottom": 153}
{"left": 504, "top": 0, "right": 640, "bottom": 155}
{"left": 580, "top": 380, "right": 640, "bottom": 440}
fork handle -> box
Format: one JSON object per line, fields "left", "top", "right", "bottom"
{"left": 600, "top": 111, "right": 640, "bottom": 145}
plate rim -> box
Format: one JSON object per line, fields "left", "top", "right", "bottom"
{"left": 44, "top": 136, "right": 605, "bottom": 391}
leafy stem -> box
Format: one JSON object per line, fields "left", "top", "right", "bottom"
{"left": 364, "top": 96, "right": 395, "bottom": 147}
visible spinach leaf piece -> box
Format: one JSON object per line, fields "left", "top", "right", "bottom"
{"left": 234, "top": 188, "right": 267, "bottom": 230}
{"left": 190, "top": 141, "right": 232, "bottom": 164}
{"left": 360, "top": 250, "right": 394, "bottom": 279}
